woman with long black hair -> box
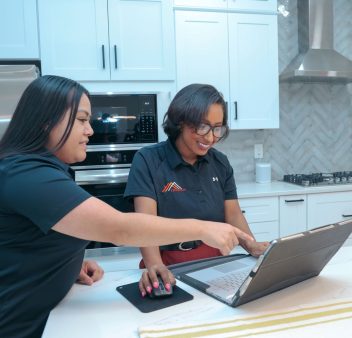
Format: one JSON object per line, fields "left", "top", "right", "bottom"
{"left": 0, "top": 75, "right": 250, "bottom": 338}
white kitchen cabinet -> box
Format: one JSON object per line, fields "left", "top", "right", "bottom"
{"left": 279, "top": 195, "right": 307, "bottom": 237}
{"left": 174, "top": 8, "right": 279, "bottom": 129}
{"left": 228, "top": 13, "right": 279, "bottom": 129}
{"left": 174, "top": 0, "right": 277, "bottom": 12}
{"left": 107, "top": 0, "right": 174, "bottom": 80}
{"left": 308, "top": 191, "right": 352, "bottom": 246}
{"left": 174, "top": 0, "right": 227, "bottom": 9}
{"left": 228, "top": 0, "right": 277, "bottom": 12}
{"left": 38, "top": 0, "right": 108, "bottom": 81}
{"left": 174, "top": 11, "right": 230, "bottom": 105}
{"left": 307, "top": 192, "right": 352, "bottom": 229}
{"left": 38, "top": 0, "right": 174, "bottom": 81}
{"left": 0, "top": 0, "right": 39, "bottom": 59}
{"left": 239, "top": 196, "right": 279, "bottom": 242}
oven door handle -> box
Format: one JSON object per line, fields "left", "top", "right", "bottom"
{"left": 75, "top": 170, "right": 130, "bottom": 185}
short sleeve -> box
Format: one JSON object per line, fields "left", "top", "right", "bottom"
{"left": 223, "top": 157, "right": 238, "bottom": 200}
{"left": 0, "top": 158, "right": 91, "bottom": 234}
{"left": 124, "top": 150, "right": 157, "bottom": 201}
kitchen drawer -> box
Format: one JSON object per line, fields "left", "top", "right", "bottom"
{"left": 307, "top": 191, "right": 352, "bottom": 229}
{"left": 249, "top": 221, "right": 279, "bottom": 242}
{"left": 239, "top": 196, "right": 278, "bottom": 223}
{"left": 279, "top": 194, "right": 307, "bottom": 237}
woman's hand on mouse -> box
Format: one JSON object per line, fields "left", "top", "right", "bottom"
{"left": 139, "top": 264, "right": 175, "bottom": 297}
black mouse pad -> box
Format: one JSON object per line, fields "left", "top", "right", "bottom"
{"left": 116, "top": 282, "right": 194, "bottom": 313}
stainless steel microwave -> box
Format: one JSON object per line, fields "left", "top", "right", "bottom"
{"left": 88, "top": 93, "right": 158, "bottom": 147}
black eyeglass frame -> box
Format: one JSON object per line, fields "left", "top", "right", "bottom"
{"left": 194, "top": 123, "right": 228, "bottom": 138}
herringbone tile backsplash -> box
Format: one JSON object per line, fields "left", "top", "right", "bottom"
{"left": 216, "top": 0, "right": 352, "bottom": 183}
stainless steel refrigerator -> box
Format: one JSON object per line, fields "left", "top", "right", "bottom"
{"left": 0, "top": 64, "right": 39, "bottom": 139}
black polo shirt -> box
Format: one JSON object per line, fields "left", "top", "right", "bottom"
{"left": 124, "top": 139, "right": 237, "bottom": 222}
{"left": 0, "top": 153, "right": 91, "bottom": 338}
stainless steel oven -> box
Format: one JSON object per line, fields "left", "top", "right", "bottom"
{"left": 71, "top": 93, "right": 159, "bottom": 248}
{"left": 73, "top": 147, "right": 138, "bottom": 249}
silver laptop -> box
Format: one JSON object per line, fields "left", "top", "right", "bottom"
{"left": 175, "top": 220, "right": 352, "bottom": 307}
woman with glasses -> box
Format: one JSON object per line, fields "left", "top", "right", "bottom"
{"left": 124, "top": 83, "right": 269, "bottom": 297}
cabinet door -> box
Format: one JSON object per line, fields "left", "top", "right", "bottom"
{"left": 0, "top": 0, "right": 39, "bottom": 59}
{"left": 227, "top": 0, "right": 277, "bottom": 12}
{"left": 279, "top": 195, "right": 307, "bottom": 237}
{"left": 239, "top": 196, "right": 279, "bottom": 241}
{"left": 228, "top": 13, "right": 279, "bottom": 129}
{"left": 307, "top": 192, "right": 352, "bottom": 229}
{"left": 38, "top": 0, "right": 110, "bottom": 81}
{"left": 108, "top": 0, "right": 174, "bottom": 80}
{"left": 173, "top": 0, "right": 227, "bottom": 9}
{"left": 175, "top": 11, "right": 230, "bottom": 102}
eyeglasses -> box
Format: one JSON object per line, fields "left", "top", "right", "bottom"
{"left": 194, "top": 123, "right": 228, "bottom": 138}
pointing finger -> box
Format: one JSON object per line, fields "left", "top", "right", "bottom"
{"left": 233, "top": 227, "right": 254, "bottom": 242}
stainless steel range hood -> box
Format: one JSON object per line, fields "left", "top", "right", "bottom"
{"left": 280, "top": 0, "right": 352, "bottom": 83}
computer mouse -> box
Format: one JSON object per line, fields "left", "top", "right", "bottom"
{"left": 148, "top": 276, "right": 173, "bottom": 298}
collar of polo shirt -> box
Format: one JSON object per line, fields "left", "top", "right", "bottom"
{"left": 166, "top": 139, "right": 210, "bottom": 169}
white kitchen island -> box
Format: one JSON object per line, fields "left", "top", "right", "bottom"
{"left": 42, "top": 246, "right": 352, "bottom": 338}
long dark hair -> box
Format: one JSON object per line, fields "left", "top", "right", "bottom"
{"left": 162, "top": 83, "right": 229, "bottom": 141}
{"left": 0, "top": 75, "right": 89, "bottom": 159}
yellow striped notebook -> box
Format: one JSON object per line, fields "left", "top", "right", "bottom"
{"left": 139, "top": 299, "right": 352, "bottom": 338}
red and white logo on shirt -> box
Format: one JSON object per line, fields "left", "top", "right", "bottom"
{"left": 161, "top": 181, "right": 186, "bottom": 192}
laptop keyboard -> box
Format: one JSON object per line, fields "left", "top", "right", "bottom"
{"left": 207, "top": 268, "right": 251, "bottom": 293}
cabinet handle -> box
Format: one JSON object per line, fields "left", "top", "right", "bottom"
{"left": 114, "top": 45, "right": 118, "bottom": 69}
{"left": 342, "top": 214, "right": 352, "bottom": 217}
{"left": 285, "top": 199, "right": 304, "bottom": 203}
{"left": 234, "top": 101, "right": 238, "bottom": 120}
{"left": 102, "top": 45, "right": 106, "bottom": 69}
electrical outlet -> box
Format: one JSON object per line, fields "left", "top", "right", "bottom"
{"left": 254, "top": 144, "right": 263, "bottom": 159}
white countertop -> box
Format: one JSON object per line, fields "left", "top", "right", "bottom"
{"left": 43, "top": 246, "right": 352, "bottom": 338}
{"left": 84, "top": 246, "right": 142, "bottom": 272}
{"left": 236, "top": 180, "right": 352, "bottom": 198}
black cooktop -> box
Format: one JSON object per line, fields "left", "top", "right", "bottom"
{"left": 283, "top": 172, "right": 352, "bottom": 186}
